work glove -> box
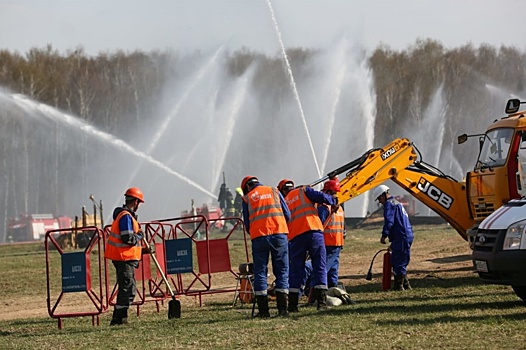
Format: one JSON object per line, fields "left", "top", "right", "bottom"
{"left": 380, "top": 236, "right": 387, "bottom": 244}
{"left": 136, "top": 230, "right": 144, "bottom": 240}
{"left": 331, "top": 204, "right": 339, "bottom": 214}
{"left": 141, "top": 244, "right": 155, "bottom": 255}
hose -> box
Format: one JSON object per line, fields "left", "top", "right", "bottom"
{"left": 365, "top": 248, "right": 389, "bottom": 280}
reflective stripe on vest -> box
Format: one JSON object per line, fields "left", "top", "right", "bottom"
{"left": 323, "top": 204, "right": 345, "bottom": 247}
{"left": 286, "top": 187, "right": 323, "bottom": 240}
{"left": 104, "top": 210, "right": 142, "bottom": 261}
{"left": 244, "top": 186, "right": 288, "bottom": 239}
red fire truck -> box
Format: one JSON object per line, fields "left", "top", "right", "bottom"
{"left": 7, "top": 214, "right": 72, "bottom": 242}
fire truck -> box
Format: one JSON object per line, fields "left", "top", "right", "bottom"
{"left": 7, "top": 214, "right": 72, "bottom": 242}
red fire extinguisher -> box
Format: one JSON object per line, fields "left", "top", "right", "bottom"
{"left": 382, "top": 249, "right": 392, "bottom": 291}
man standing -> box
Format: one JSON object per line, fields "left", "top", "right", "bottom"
{"left": 281, "top": 179, "right": 338, "bottom": 311}
{"left": 104, "top": 187, "right": 146, "bottom": 325}
{"left": 241, "top": 176, "right": 291, "bottom": 317}
{"left": 373, "top": 185, "right": 414, "bottom": 291}
{"left": 318, "top": 179, "right": 345, "bottom": 289}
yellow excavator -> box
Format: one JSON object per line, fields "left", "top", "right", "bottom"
{"left": 311, "top": 98, "right": 526, "bottom": 300}
{"left": 312, "top": 98, "right": 526, "bottom": 244}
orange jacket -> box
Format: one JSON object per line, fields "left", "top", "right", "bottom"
{"left": 104, "top": 210, "right": 142, "bottom": 261}
{"left": 286, "top": 187, "right": 323, "bottom": 240}
{"left": 244, "top": 186, "right": 288, "bottom": 239}
{"left": 323, "top": 205, "right": 345, "bottom": 247}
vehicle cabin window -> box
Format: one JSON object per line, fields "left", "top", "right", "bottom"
{"left": 476, "top": 128, "right": 514, "bottom": 169}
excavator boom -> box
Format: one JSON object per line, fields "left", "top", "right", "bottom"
{"left": 320, "top": 138, "right": 474, "bottom": 240}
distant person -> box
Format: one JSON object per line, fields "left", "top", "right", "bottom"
{"left": 280, "top": 179, "right": 338, "bottom": 311}
{"left": 234, "top": 187, "right": 243, "bottom": 217}
{"left": 224, "top": 190, "right": 237, "bottom": 230}
{"left": 373, "top": 185, "right": 414, "bottom": 291}
{"left": 241, "top": 175, "right": 291, "bottom": 317}
{"left": 217, "top": 183, "right": 228, "bottom": 212}
{"left": 104, "top": 187, "right": 148, "bottom": 325}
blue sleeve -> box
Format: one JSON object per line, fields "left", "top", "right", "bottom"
{"left": 242, "top": 201, "right": 250, "bottom": 232}
{"left": 304, "top": 186, "right": 337, "bottom": 205}
{"left": 382, "top": 201, "right": 395, "bottom": 238}
{"left": 278, "top": 192, "right": 291, "bottom": 222}
{"left": 118, "top": 213, "right": 134, "bottom": 237}
{"left": 318, "top": 204, "right": 330, "bottom": 225}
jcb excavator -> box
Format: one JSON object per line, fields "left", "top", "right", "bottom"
{"left": 311, "top": 98, "right": 526, "bottom": 299}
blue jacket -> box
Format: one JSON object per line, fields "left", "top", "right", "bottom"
{"left": 381, "top": 196, "right": 413, "bottom": 242}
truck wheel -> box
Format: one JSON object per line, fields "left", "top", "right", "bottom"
{"left": 511, "top": 285, "right": 526, "bottom": 302}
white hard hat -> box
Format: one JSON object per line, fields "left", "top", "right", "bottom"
{"left": 373, "top": 185, "right": 390, "bottom": 200}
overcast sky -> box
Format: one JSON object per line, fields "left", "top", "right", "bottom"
{"left": 1, "top": 0, "right": 525, "bottom": 57}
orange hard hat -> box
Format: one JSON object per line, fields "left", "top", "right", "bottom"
{"left": 323, "top": 179, "right": 341, "bottom": 192}
{"left": 241, "top": 176, "right": 258, "bottom": 194}
{"left": 278, "top": 179, "right": 294, "bottom": 192}
{"left": 125, "top": 187, "right": 145, "bottom": 203}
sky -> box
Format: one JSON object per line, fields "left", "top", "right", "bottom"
{"left": 1, "top": 0, "right": 525, "bottom": 57}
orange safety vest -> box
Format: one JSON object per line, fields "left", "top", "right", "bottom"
{"left": 323, "top": 205, "right": 345, "bottom": 247}
{"left": 286, "top": 187, "right": 323, "bottom": 241}
{"left": 104, "top": 210, "right": 142, "bottom": 261}
{"left": 244, "top": 186, "right": 288, "bottom": 240}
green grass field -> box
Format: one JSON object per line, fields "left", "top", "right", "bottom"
{"left": 1, "top": 225, "right": 526, "bottom": 350}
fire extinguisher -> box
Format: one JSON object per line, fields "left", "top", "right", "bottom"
{"left": 382, "top": 249, "right": 392, "bottom": 291}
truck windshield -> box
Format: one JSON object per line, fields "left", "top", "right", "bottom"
{"left": 476, "top": 128, "right": 514, "bottom": 169}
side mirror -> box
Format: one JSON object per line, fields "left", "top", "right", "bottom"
{"left": 458, "top": 134, "right": 468, "bottom": 144}
{"left": 505, "top": 99, "right": 521, "bottom": 114}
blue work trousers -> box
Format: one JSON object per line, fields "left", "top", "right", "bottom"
{"left": 289, "top": 230, "right": 327, "bottom": 293}
{"left": 326, "top": 246, "right": 342, "bottom": 287}
{"left": 390, "top": 237, "right": 413, "bottom": 276}
{"left": 251, "top": 233, "right": 289, "bottom": 295}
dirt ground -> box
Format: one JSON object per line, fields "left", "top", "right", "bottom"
{"left": 1, "top": 224, "right": 474, "bottom": 322}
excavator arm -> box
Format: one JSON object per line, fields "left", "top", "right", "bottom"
{"left": 317, "top": 138, "right": 473, "bottom": 240}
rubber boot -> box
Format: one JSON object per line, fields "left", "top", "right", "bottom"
{"left": 276, "top": 292, "right": 289, "bottom": 317}
{"left": 254, "top": 295, "right": 270, "bottom": 318}
{"left": 313, "top": 289, "right": 328, "bottom": 310}
{"left": 287, "top": 292, "right": 299, "bottom": 313}
{"left": 403, "top": 275, "right": 412, "bottom": 290}
{"left": 393, "top": 275, "right": 405, "bottom": 291}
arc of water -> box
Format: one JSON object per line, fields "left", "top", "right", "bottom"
{"left": 210, "top": 72, "right": 251, "bottom": 190}
{"left": 146, "top": 46, "right": 225, "bottom": 154}
{"left": 265, "top": 0, "right": 321, "bottom": 178}
{"left": 11, "top": 94, "right": 215, "bottom": 198}
{"left": 320, "top": 62, "right": 347, "bottom": 174}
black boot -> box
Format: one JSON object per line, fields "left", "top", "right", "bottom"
{"left": 393, "top": 275, "right": 405, "bottom": 291}
{"left": 403, "top": 275, "right": 412, "bottom": 290}
{"left": 254, "top": 295, "right": 270, "bottom": 318}
{"left": 313, "top": 289, "right": 328, "bottom": 310}
{"left": 276, "top": 292, "right": 289, "bottom": 317}
{"left": 287, "top": 292, "right": 299, "bottom": 313}
{"left": 110, "top": 308, "right": 128, "bottom": 326}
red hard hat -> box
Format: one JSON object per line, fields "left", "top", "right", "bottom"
{"left": 323, "top": 179, "right": 341, "bottom": 192}
{"left": 278, "top": 179, "right": 294, "bottom": 192}
{"left": 125, "top": 187, "right": 145, "bottom": 203}
{"left": 241, "top": 176, "right": 258, "bottom": 194}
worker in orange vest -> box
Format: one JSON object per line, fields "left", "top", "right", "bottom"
{"left": 280, "top": 179, "right": 338, "bottom": 312}
{"left": 319, "top": 179, "right": 346, "bottom": 288}
{"left": 104, "top": 187, "right": 146, "bottom": 326}
{"left": 241, "top": 175, "right": 291, "bottom": 317}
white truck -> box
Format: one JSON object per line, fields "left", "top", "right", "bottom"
{"left": 472, "top": 198, "right": 526, "bottom": 301}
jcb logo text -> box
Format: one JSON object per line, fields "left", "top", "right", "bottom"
{"left": 417, "top": 178, "right": 453, "bottom": 209}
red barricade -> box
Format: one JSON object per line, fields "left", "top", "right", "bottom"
{"left": 45, "top": 227, "right": 106, "bottom": 329}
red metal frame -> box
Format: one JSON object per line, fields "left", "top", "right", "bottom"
{"left": 45, "top": 227, "right": 106, "bottom": 329}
